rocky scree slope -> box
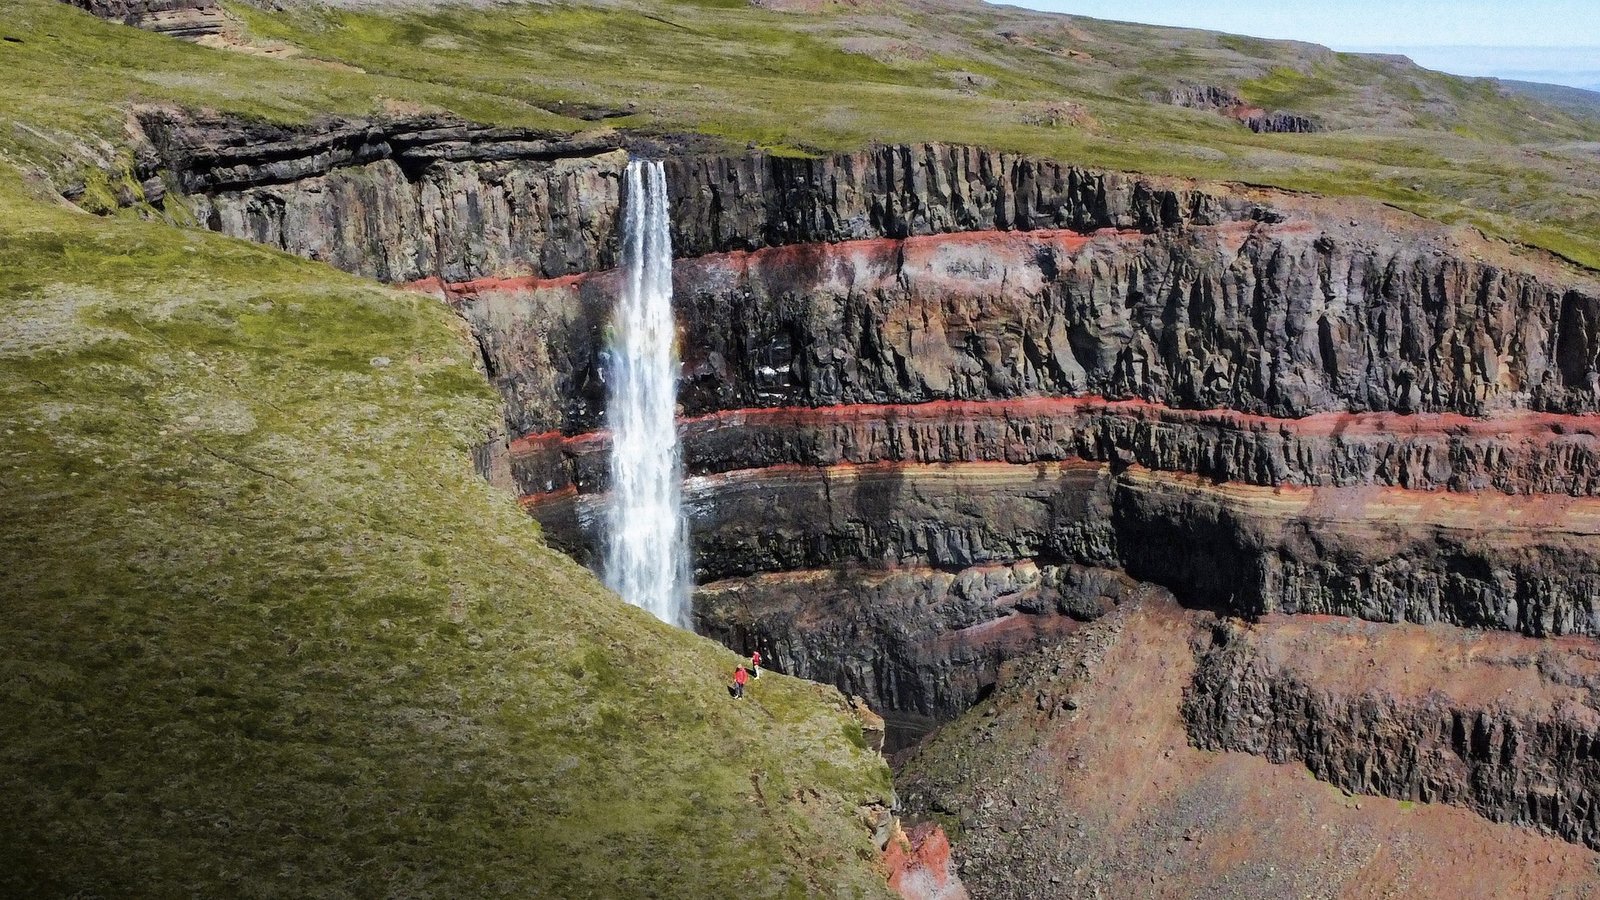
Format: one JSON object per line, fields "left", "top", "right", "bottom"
{"left": 897, "top": 597, "right": 1600, "bottom": 898}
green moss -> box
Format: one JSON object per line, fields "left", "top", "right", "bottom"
{"left": 76, "top": 167, "right": 120, "bottom": 215}
{"left": 1240, "top": 65, "right": 1344, "bottom": 109}
{"left": 0, "top": 171, "right": 894, "bottom": 896}
{"left": 4, "top": 0, "right": 1598, "bottom": 267}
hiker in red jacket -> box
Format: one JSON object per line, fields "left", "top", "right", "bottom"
{"left": 732, "top": 665, "right": 749, "bottom": 699}
{"left": 750, "top": 650, "right": 762, "bottom": 679}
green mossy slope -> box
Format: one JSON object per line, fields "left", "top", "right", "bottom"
{"left": 4, "top": 0, "right": 1597, "bottom": 268}
{"left": 0, "top": 180, "right": 893, "bottom": 897}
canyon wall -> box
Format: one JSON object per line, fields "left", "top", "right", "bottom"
{"left": 1184, "top": 614, "right": 1600, "bottom": 850}
{"left": 133, "top": 108, "right": 1600, "bottom": 855}
{"left": 142, "top": 108, "right": 1600, "bottom": 708}
{"left": 898, "top": 597, "right": 1600, "bottom": 895}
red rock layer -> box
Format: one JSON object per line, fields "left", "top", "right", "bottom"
{"left": 885, "top": 822, "right": 969, "bottom": 900}
{"left": 509, "top": 396, "right": 1600, "bottom": 503}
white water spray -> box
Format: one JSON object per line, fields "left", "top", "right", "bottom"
{"left": 605, "top": 159, "right": 690, "bottom": 626}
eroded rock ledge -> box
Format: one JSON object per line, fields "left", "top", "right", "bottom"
{"left": 141, "top": 110, "right": 1278, "bottom": 283}
{"left": 65, "top": 0, "right": 224, "bottom": 38}
{"left": 1184, "top": 614, "right": 1600, "bottom": 850}
{"left": 509, "top": 398, "right": 1600, "bottom": 500}
{"left": 897, "top": 597, "right": 1600, "bottom": 896}
{"left": 695, "top": 562, "right": 1142, "bottom": 721}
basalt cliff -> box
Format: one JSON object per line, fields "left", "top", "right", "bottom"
{"left": 136, "top": 106, "right": 1600, "bottom": 887}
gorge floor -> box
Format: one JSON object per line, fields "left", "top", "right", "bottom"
{"left": 897, "top": 596, "right": 1600, "bottom": 899}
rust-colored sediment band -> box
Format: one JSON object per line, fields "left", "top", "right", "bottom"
{"left": 508, "top": 395, "right": 1600, "bottom": 459}
{"left": 520, "top": 459, "right": 1600, "bottom": 536}
{"left": 403, "top": 225, "right": 1170, "bottom": 299}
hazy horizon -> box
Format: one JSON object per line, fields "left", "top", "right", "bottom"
{"left": 1003, "top": 1, "right": 1600, "bottom": 91}
{"left": 1347, "top": 45, "right": 1600, "bottom": 92}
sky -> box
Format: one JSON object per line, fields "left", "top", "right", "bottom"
{"left": 1003, "top": 1, "right": 1600, "bottom": 90}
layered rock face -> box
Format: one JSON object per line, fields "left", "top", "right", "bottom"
{"left": 1184, "top": 614, "right": 1600, "bottom": 850}
{"left": 897, "top": 596, "right": 1600, "bottom": 896}
{"left": 1166, "top": 83, "right": 1322, "bottom": 133}
{"left": 694, "top": 562, "right": 1136, "bottom": 721}
{"left": 488, "top": 219, "right": 1600, "bottom": 639}
{"left": 140, "top": 111, "right": 1600, "bottom": 864}
{"left": 64, "top": 0, "right": 225, "bottom": 38}
{"left": 146, "top": 113, "right": 1281, "bottom": 283}
{"left": 146, "top": 112, "right": 1600, "bottom": 722}
{"left": 455, "top": 221, "right": 1600, "bottom": 434}
{"left": 138, "top": 110, "right": 623, "bottom": 283}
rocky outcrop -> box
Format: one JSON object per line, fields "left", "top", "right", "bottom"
{"left": 1167, "top": 83, "right": 1321, "bottom": 133}
{"left": 1114, "top": 467, "right": 1600, "bottom": 635}
{"left": 137, "top": 109, "right": 624, "bottom": 283}
{"left": 1184, "top": 615, "right": 1600, "bottom": 850}
{"left": 63, "top": 0, "right": 225, "bottom": 38}
{"left": 452, "top": 222, "right": 1600, "bottom": 438}
{"left": 885, "top": 822, "right": 969, "bottom": 900}
{"left": 1243, "top": 110, "right": 1320, "bottom": 134}
{"left": 694, "top": 562, "right": 1135, "bottom": 720}
{"left": 898, "top": 596, "right": 1600, "bottom": 897}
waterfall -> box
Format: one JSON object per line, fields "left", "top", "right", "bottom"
{"left": 604, "top": 159, "right": 690, "bottom": 627}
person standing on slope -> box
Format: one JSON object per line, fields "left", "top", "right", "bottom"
{"left": 732, "top": 664, "right": 749, "bottom": 700}
{"left": 750, "top": 650, "right": 762, "bottom": 679}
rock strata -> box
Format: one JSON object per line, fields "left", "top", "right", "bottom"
{"left": 897, "top": 597, "right": 1600, "bottom": 897}
{"left": 1184, "top": 614, "right": 1600, "bottom": 850}
{"left": 694, "top": 562, "right": 1134, "bottom": 719}
{"left": 134, "top": 109, "right": 1600, "bottom": 734}
{"left": 452, "top": 222, "right": 1600, "bottom": 438}
{"left": 1167, "top": 83, "right": 1321, "bottom": 133}
{"left": 64, "top": 0, "right": 225, "bottom": 37}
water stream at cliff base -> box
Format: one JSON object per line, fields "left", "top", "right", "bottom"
{"left": 605, "top": 159, "right": 690, "bottom": 626}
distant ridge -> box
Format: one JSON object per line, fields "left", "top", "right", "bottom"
{"left": 1499, "top": 79, "right": 1600, "bottom": 121}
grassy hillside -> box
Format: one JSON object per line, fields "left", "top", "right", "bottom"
{"left": 0, "top": 173, "right": 893, "bottom": 896}
{"left": 4, "top": 0, "right": 1598, "bottom": 268}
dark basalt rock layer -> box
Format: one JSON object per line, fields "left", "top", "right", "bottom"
{"left": 694, "top": 562, "right": 1139, "bottom": 720}
{"left": 139, "top": 110, "right": 1273, "bottom": 283}
{"left": 1166, "top": 83, "right": 1321, "bottom": 133}
{"left": 64, "top": 0, "right": 225, "bottom": 38}
{"left": 450, "top": 223, "right": 1600, "bottom": 440}
{"left": 1184, "top": 614, "right": 1600, "bottom": 850}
